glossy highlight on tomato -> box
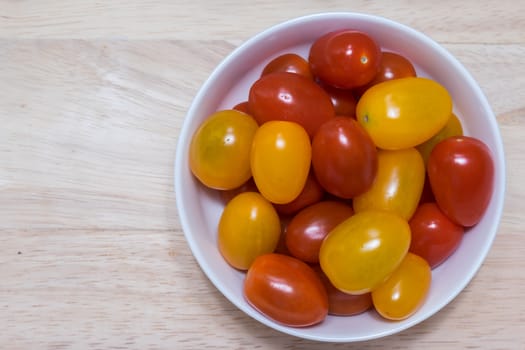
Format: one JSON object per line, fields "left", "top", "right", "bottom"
{"left": 244, "top": 253, "right": 328, "bottom": 327}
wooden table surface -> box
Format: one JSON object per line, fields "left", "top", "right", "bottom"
{"left": 1, "top": 1, "right": 524, "bottom": 349}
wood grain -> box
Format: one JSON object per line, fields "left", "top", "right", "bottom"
{"left": 1, "top": 1, "right": 524, "bottom": 349}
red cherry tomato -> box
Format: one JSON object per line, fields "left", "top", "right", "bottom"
{"left": 359, "top": 51, "right": 417, "bottom": 92}
{"left": 248, "top": 72, "right": 335, "bottom": 138}
{"left": 261, "top": 53, "right": 313, "bottom": 79}
{"left": 285, "top": 200, "right": 354, "bottom": 263}
{"left": 313, "top": 266, "right": 372, "bottom": 316}
{"left": 319, "top": 83, "right": 357, "bottom": 117}
{"left": 409, "top": 202, "right": 464, "bottom": 268}
{"left": 232, "top": 101, "right": 250, "bottom": 114}
{"left": 309, "top": 30, "right": 381, "bottom": 89}
{"left": 244, "top": 253, "right": 328, "bottom": 327}
{"left": 273, "top": 172, "right": 325, "bottom": 216}
{"left": 312, "top": 116, "right": 378, "bottom": 198}
{"left": 428, "top": 136, "right": 494, "bottom": 227}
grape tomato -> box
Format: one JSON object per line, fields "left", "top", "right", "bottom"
{"left": 353, "top": 147, "right": 425, "bottom": 220}
{"left": 218, "top": 192, "right": 281, "bottom": 270}
{"left": 309, "top": 29, "right": 381, "bottom": 88}
{"left": 261, "top": 53, "right": 313, "bottom": 79}
{"left": 428, "top": 136, "right": 494, "bottom": 227}
{"left": 251, "top": 120, "right": 311, "bottom": 204}
{"left": 409, "top": 202, "right": 464, "bottom": 268}
{"left": 189, "top": 109, "right": 258, "bottom": 190}
{"left": 356, "top": 77, "right": 453, "bottom": 150}
{"left": 319, "top": 211, "right": 411, "bottom": 295}
{"left": 372, "top": 253, "right": 431, "bottom": 320}
{"left": 248, "top": 71, "right": 335, "bottom": 138}
{"left": 312, "top": 116, "right": 378, "bottom": 199}
{"left": 244, "top": 253, "right": 328, "bottom": 327}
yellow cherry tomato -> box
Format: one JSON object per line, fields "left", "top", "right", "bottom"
{"left": 356, "top": 77, "right": 452, "bottom": 150}
{"left": 251, "top": 121, "right": 312, "bottom": 204}
{"left": 319, "top": 211, "right": 411, "bottom": 295}
{"left": 353, "top": 148, "right": 425, "bottom": 220}
{"left": 417, "top": 112, "right": 464, "bottom": 165}
{"left": 189, "top": 109, "right": 258, "bottom": 190}
{"left": 372, "top": 252, "right": 431, "bottom": 320}
{"left": 218, "top": 192, "right": 281, "bottom": 270}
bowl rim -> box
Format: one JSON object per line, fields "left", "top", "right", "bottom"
{"left": 174, "top": 11, "right": 506, "bottom": 342}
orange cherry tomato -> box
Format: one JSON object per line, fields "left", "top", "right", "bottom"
{"left": 218, "top": 192, "right": 281, "bottom": 270}
{"left": 250, "top": 121, "right": 311, "bottom": 204}
{"left": 189, "top": 109, "right": 258, "bottom": 190}
{"left": 372, "top": 253, "right": 431, "bottom": 320}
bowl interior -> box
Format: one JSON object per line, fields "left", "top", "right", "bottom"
{"left": 175, "top": 12, "right": 505, "bottom": 342}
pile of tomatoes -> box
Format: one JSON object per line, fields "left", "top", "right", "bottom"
{"left": 189, "top": 29, "right": 495, "bottom": 327}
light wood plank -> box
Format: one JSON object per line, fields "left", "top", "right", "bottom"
{"left": 0, "top": 1, "right": 523, "bottom": 43}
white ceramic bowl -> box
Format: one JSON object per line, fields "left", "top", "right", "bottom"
{"left": 175, "top": 12, "right": 506, "bottom": 342}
